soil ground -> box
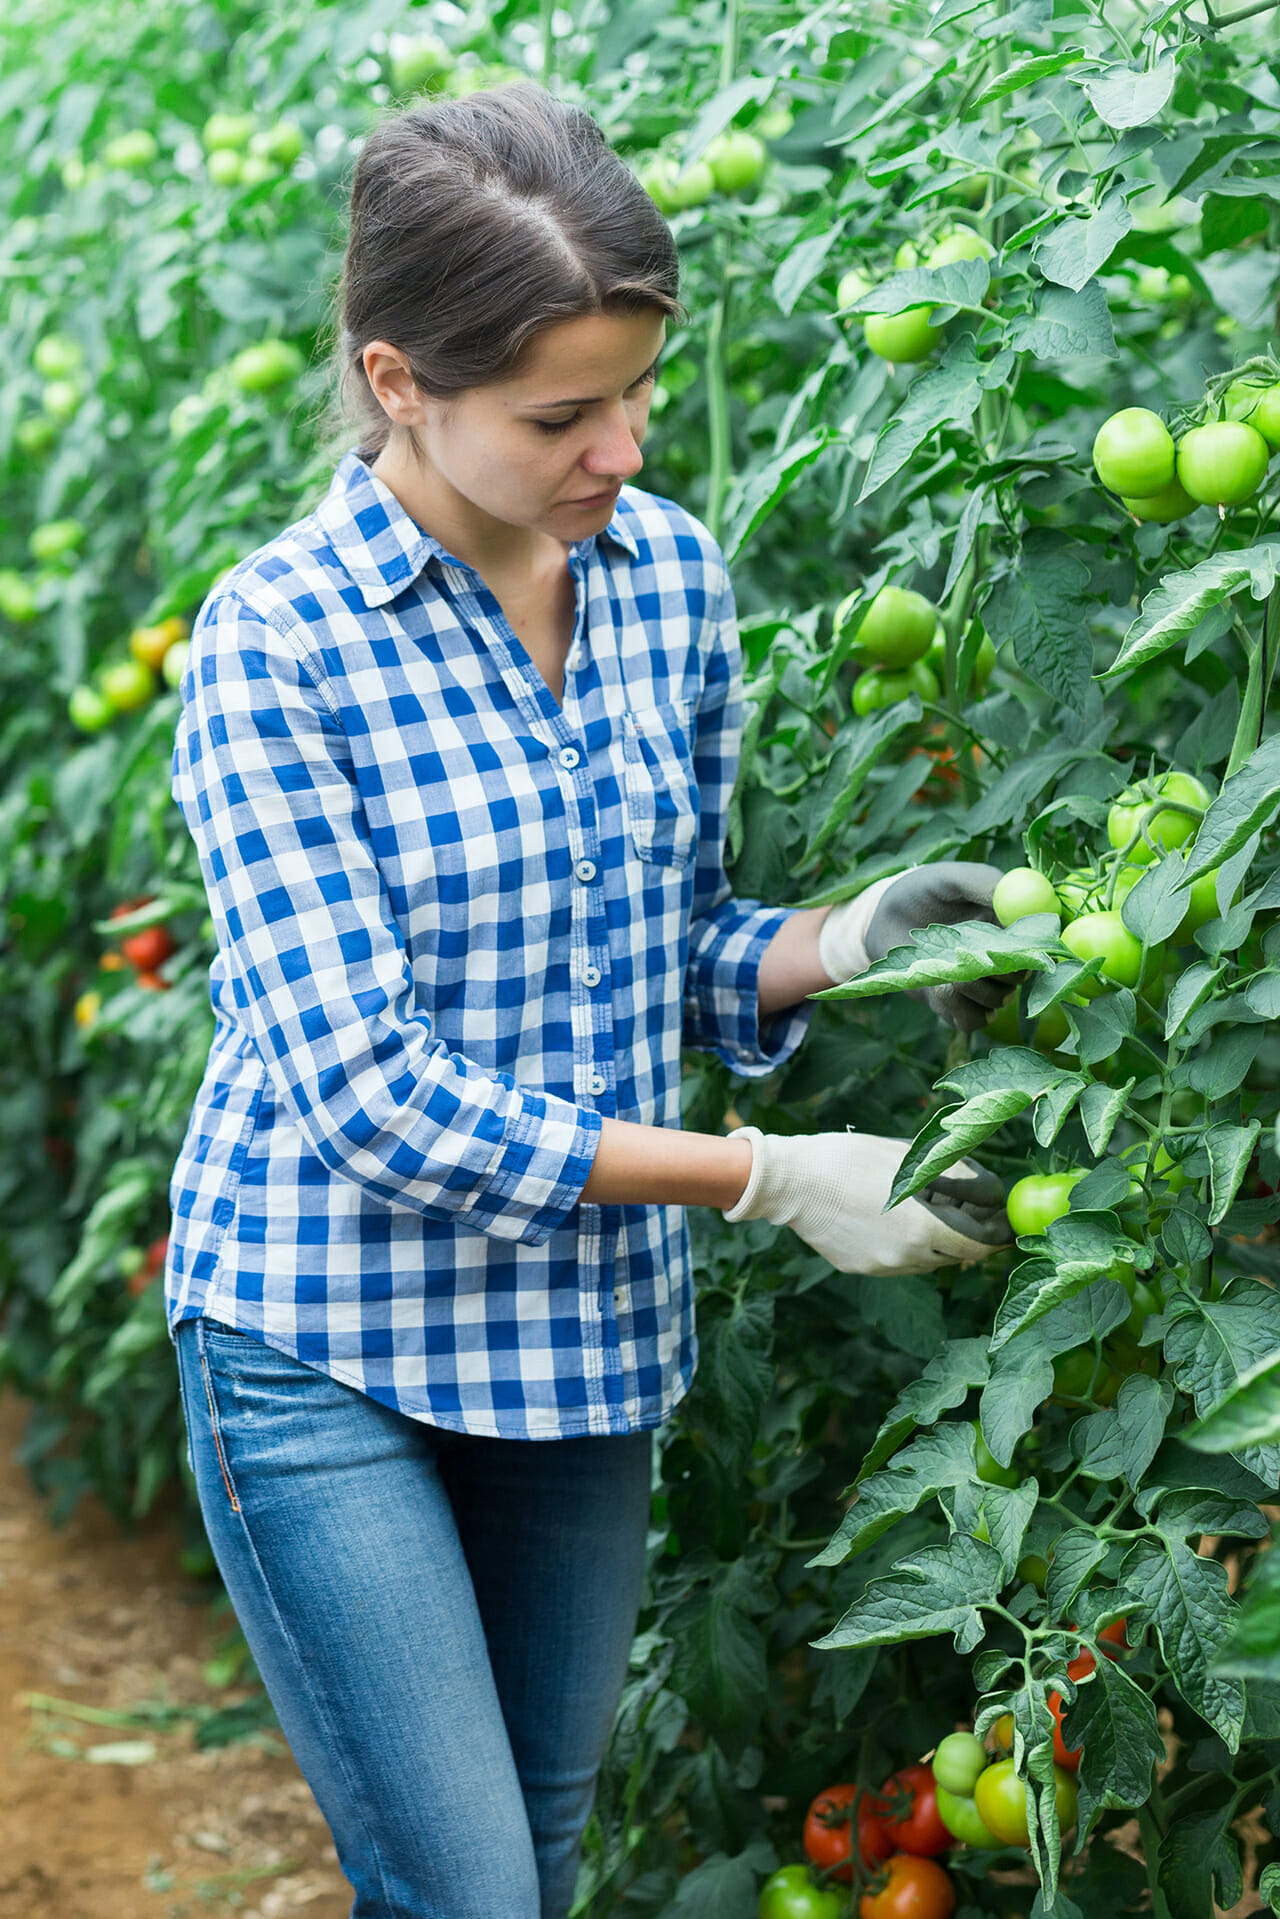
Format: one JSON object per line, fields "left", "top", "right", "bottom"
{"left": 0, "top": 1388, "right": 352, "bottom": 1919}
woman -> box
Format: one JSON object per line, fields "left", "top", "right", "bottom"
{"left": 165, "top": 82, "right": 1009, "bottom": 1919}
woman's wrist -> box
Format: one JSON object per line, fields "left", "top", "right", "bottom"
{"left": 580, "top": 1117, "right": 755, "bottom": 1211}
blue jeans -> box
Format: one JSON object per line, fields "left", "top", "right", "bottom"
{"left": 173, "top": 1316, "right": 654, "bottom": 1919}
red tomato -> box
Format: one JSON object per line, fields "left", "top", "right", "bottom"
{"left": 803, "top": 1783, "right": 893, "bottom": 1884}
{"left": 859, "top": 1854, "right": 956, "bottom": 1919}
{"left": 878, "top": 1763, "right": 951, "bottom": 1858}
{"left": 121, "top": 923, "right": 175, "bottom": 971}
{"left": 134, "top": 969, "right": 171, "bottom": 991}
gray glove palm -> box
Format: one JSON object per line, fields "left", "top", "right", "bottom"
{"left": 864, "top": 861, "right": 1011, "bottom": 1034}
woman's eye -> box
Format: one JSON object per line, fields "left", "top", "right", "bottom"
{"left": 531, "top": 368, "right": 658, "bottom": 436}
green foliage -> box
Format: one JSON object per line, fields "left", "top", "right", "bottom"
{"left": 3, "top": 0, "right": 1280, "bottom": 1913}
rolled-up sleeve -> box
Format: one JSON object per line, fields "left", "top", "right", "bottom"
{"left": 172, "top": 590, "right": 602, "bottom": 1245}
{"left": 682, "top": 563, "right": 815, "bottom": 1076}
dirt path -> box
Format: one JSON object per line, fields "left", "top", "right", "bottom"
{"left": 0, "top": 1389, "right": 352, "bottom": 1919}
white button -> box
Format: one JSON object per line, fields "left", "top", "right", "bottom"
{"left": 559, "top": 746, "right": 580, "bottom": 769}
{"left": 582, "top": 964, "right": 602, "bottom": 988}
{"left": 574, "top": 859, "right": 597, "bottom": 883}
{"left": 588, "top": 1072, "right": 607, "bottom": 1095}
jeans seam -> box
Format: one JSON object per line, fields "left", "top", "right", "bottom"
{"left": 198, "top": 1345, "right": 241, "bottom": 1514}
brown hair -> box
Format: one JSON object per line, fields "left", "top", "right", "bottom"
{"left": 316, "top": 81, "right": 687, "bottom": 465}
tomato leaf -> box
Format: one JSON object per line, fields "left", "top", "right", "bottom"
{"left": 855, "top": 343, "right": 993, "bottom": 506}
{"left": 964, "top": 48, "right": 1086, "bottom": 114}
{"left": 888, "top": 1090, "right": 1036, "bottom": 1203}
{"left": 1181, "top": 731, "right": 1280, "bottom": 880}
{"left": 1066, "top": 1659, "right": 1165, "bottom": 1840}
{"left": 720, "top": 428, "right": 831, "bottom": 563}
{"left": 1102, "top": 541, "right": 1280, "bottom": 679}
{"left": 1184, "top": 1350, "right": 1280, "bottom": 1454}
{"left": 839, "top": 257, "right": 992, "bottom": 317}
{"left": 1155, "top": 1779, "right": 1244, "bottom": 1919}
{"left": 1076, "top": 51, "right": 1177, "bottom": 129}
{"left": 1071, "top": 1374, "right": 1177, "bottom": 1489}
{"left": 1064, "top": 989, "right": 1138, "bottom": 1065}
{"left": 992, "top": 1230, "right": 1131, "bottom": 1351}
{"left": 1046, "top": 1528, "right": 1111, "bottom": 1617}
{"left": 1144, "top": 1488, "right": 1270, "bottom": 1540}
{"left": 666, "top": 1555, "right": 777, "bottom": 1755}
{"left": 856, "top": 1337, "right": 992, "bottom": 1481}
{"left": 809, "top": 1422, "right": 981, "bottom": 1563}
{"left": 982, "top": 531, "right": 1094, "bottom": 712}
{"left": 791, "top": 701, "right": 924, "bottom": 872}
{"left": 1204, "top": 1120, "right": 1261, "bottom": 1224}
{"left": 1164, "top": 961, "right": 1225, "bottom": 1039}
{"left": 1032, "top": 186, "right": 1133, "bottom": 291}
{"left": 1163, "top": 1280, "right": 1280, "bottom": 1485}
{"left": 1006, "top": 281, "right": 1117, "bottom": 360}
{"left": 816, "top": 916, "right": 1063, "bottom": 1001}
{"left": 1212, "top": 1546, "right": 1280, "bottom": 1683}
{"left": 1079, "top": 1081, "right": 1132, "bottom": 1156}
{"left": 976, "top": 1477, "right": 1038, "bottom": 1581}
{"left": 1119, "top": 1536, "right": 1246, "bottom": 1748}
{"left": 811, "top": 1533, "right": 1004, "bottom": 1654}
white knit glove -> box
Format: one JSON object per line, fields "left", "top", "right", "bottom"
{"left": 722, "top": 1129, "right": 1010, "bottom": 1276}
{"left": 816, "top": 875, "right": 903, "bottom": 984}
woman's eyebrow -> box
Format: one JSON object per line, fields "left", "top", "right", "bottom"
{"left": 523, "top": 352, "right": 664, "bottom": 411}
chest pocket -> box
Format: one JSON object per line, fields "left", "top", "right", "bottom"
{"left": 621, "top": 700, "right": 698, "bottom": 867}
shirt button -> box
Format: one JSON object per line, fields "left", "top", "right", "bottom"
{"left": 559, "top": 746, "right": 581, "bottom": 769}
{"left": 582, "top": 964, "right": 602, "bottom": 988}
{"left": 588, "top": 1072, "right": 607, "bottom": 1096}
{"left": 574, "top": 859, "right": 597, "bottom": 883}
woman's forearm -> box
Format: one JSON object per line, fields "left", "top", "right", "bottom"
{"left": 757, "top": 905, "right": 834, "bottom": 1017}
{"left": 580, "top": 1118, "right": 755, "bottom": 1209}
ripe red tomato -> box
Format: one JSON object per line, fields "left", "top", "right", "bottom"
{"left": 878, "top": 1763, "right": 951, "bottom": 1857}
{"left": 121, "top": 923, "right": 175, "bottom": 971}
{"left": 803, "top": 1783, "right": 893, "bottom": 1883}
{"left": 859, "top": 1854, "right": 956, "bottom": 1919}
{"left": 1046, "top": 1656, "right": 1095, "bottom": 1771}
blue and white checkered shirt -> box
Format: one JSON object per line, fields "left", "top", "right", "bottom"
{"left": 165, "top": 448, "right": 813, "bottom": 1438}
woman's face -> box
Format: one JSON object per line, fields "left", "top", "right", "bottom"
{"left": 363, "top": 308, "right": 668, "bottom": 563}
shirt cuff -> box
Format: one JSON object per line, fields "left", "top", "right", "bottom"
{"left": 683, "top": 900, "right": 816, "bottom": 1078}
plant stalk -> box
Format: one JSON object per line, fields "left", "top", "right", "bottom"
{"left": 1225, "top": 583, "right": 1280, "bottom": 777}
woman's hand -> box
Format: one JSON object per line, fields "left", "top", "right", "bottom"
{"left": 817, "top": 861, "right": 1009, "bottom": 1033}
{"left": 722, "top": 1127, "right": 1010, "bottom": 1276}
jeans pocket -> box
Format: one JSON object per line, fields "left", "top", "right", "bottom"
{"left": 621, "top": 701, "right": 697, "bottom": 867}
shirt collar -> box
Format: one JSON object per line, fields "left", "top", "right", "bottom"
{"left": 316, "top": 449, "right": 639, "bottom": 610}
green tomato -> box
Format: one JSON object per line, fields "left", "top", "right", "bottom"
{"left": 1224, "top": 378, "right": 1280, "bottom": 451}
{"left": 103, "top": 129, "right": 158, "bottom": 170}
{"left": 928, "top": 226, "right": 995, "bottom": 266}
{"left": 758, "top": 1866, "right": 844, "bottom": 1919}
{"left": 207, "top": 149, "right": 244, "bottom": 187}
{"left": 100, "top": 658, "right": 156, "bottom": 714}
{"left": 249, "top": 120, "right": 305, "bottom": 167}
{"left": 1092, "top": 408, "right": 1175, "bottom": 497}
{"left": 68, "top": 683, "right": 114, "bottom": 732}
{"left": 706, "top": 129, "right": 767, "bottom": 194}
{"left": 203, "top": 112, "right": 257, "bottom": 152}
{"left": 852, "top": 660, "right": 940, "bottom": 714}
{"left": 864, "top": 307, "right": 944, "bottom": 364}
{"left": 850, "top": 585, "right": 938, "bottom": 666}
{"left": 1033, "top": 1001, "right": 1071, "bottom": 1052}
{"left": 239, "top": 155, "right": 276, "bottom": 187}
{"left": 1120, "top": 478, "right": 1197, "bottom": 524}
{"left": 1176, "top": 421, "right": 1270, "bottom": 508}
{"left": 391, "top": 36, "right": 456, "bottom": 92}
{"left": 1016, "top": 1553, "right": 1049, "bottom": 1593}
{"left": 934, "top": 1781, "right": 1001, "bottom": 1849}
{"left": 1006, "top": 1171, "right": 1085, "bottom": 1238}
{"left": 932, "top": 1731, "right": 989, "bottom": 1796}
{"left": 756, "top": 105, "right": 794, "bottom": 141}
{"left": 927, "top": 623, "right": 996, "bottom": 690}
{"left": 836, "top": 267, "right": 873, "bottom": 312}
{"left": 1055, "top": 867, "right": 1104, "bottom": 917}
{"left": 29, "top": 519, "right": 84, "bottom": 565}
{"left": 162, "top": 639, "right": 190, "bottom": 690}
{"left": 33, "top": 333, "right": 83, "bottom": 379}
{"left": 231, "top": 341, "right": 305, "bottom": 393}
{"left": 1052, "top": 1346, "right": 1122, "bottom": 1405}
{"left": 0, "top": 570, "right": 39, "bottom": 621}
{"left": 1106, "top": 771, "right": 1209, "bottom": 863}
{"left": 1061, "top": 910, "right": 1143, "bottom": 991}
{"left": 16, "top": 414, "right": 59, "bottom": 454}
{"left": 972, "top": 1758, "right": 1029, "bottom": 1847}
{"left": 1175, "top": 866, "right": 1223, "bottom": 937}
{"left": 1114, "top": 1266, "right": 1159, "bottom": 1338}
{"left": 974, "top": 1425, "right": 1019, "bottom": 1487}
{"left": 41, "top": 378, "right": 83, "bottom": 420}
{"left": 992, "top": 867, "right": 1060, "bottom": 927}
{"left": 894, "top": 238, "right": 920, "bottom": 269}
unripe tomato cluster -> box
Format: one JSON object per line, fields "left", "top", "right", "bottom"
{"left": 836, "top": 584, "right": 996, "bottom": 715}
{"left": 760, "top": 1726, "right": 1082, "bottom": 1916}
{"left": 68, "top": 616, "right": 190, "bottom": 732}
{"left": 18, "top": 333, "right": 88, "bottom": 445}
{"left": 201, "top": 113, "right": 307, "bottom": 188}
{"left": 635, "top": 128, "right": 770, "bottom": 212}
{"left": 1092, "top": 378, "right": 1280, "bottom": 520}
{"left": 836, "top": 225, "right": 995, "bottom": 365}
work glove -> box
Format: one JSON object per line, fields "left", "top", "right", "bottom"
{"left": 817, "top": 861, "right": 1010, "bottom": 1034}
{"left": 722, "top": 1128, "right": 1011, "bottom": 1277}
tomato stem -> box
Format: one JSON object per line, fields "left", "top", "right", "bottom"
{"left": 704, "top": 252, "right": 732, "bottom": 544}
{"left": 1226, "top": 583, "right": 1280, "bottom": 778}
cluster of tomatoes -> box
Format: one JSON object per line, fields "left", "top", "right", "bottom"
{"left": 101, "top": 896, "right": 176, "bottom": 989}
{"left": 1092, "top": 374, "right": 1280, "bottom": 521}
{"left": 835, "top": 583, "right": 996, "bottom": 717}
{"left": 68, "top": 616, "right": 190, "bottom": 733}
{"left": 835, "top": 224, "right": 995, "bottom": 365}
{"left": 634, "top": 122, "right": 779, "bottom": 213}
{"left": 760, "top": 1717, "right": 1085, "bottom": 1918}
